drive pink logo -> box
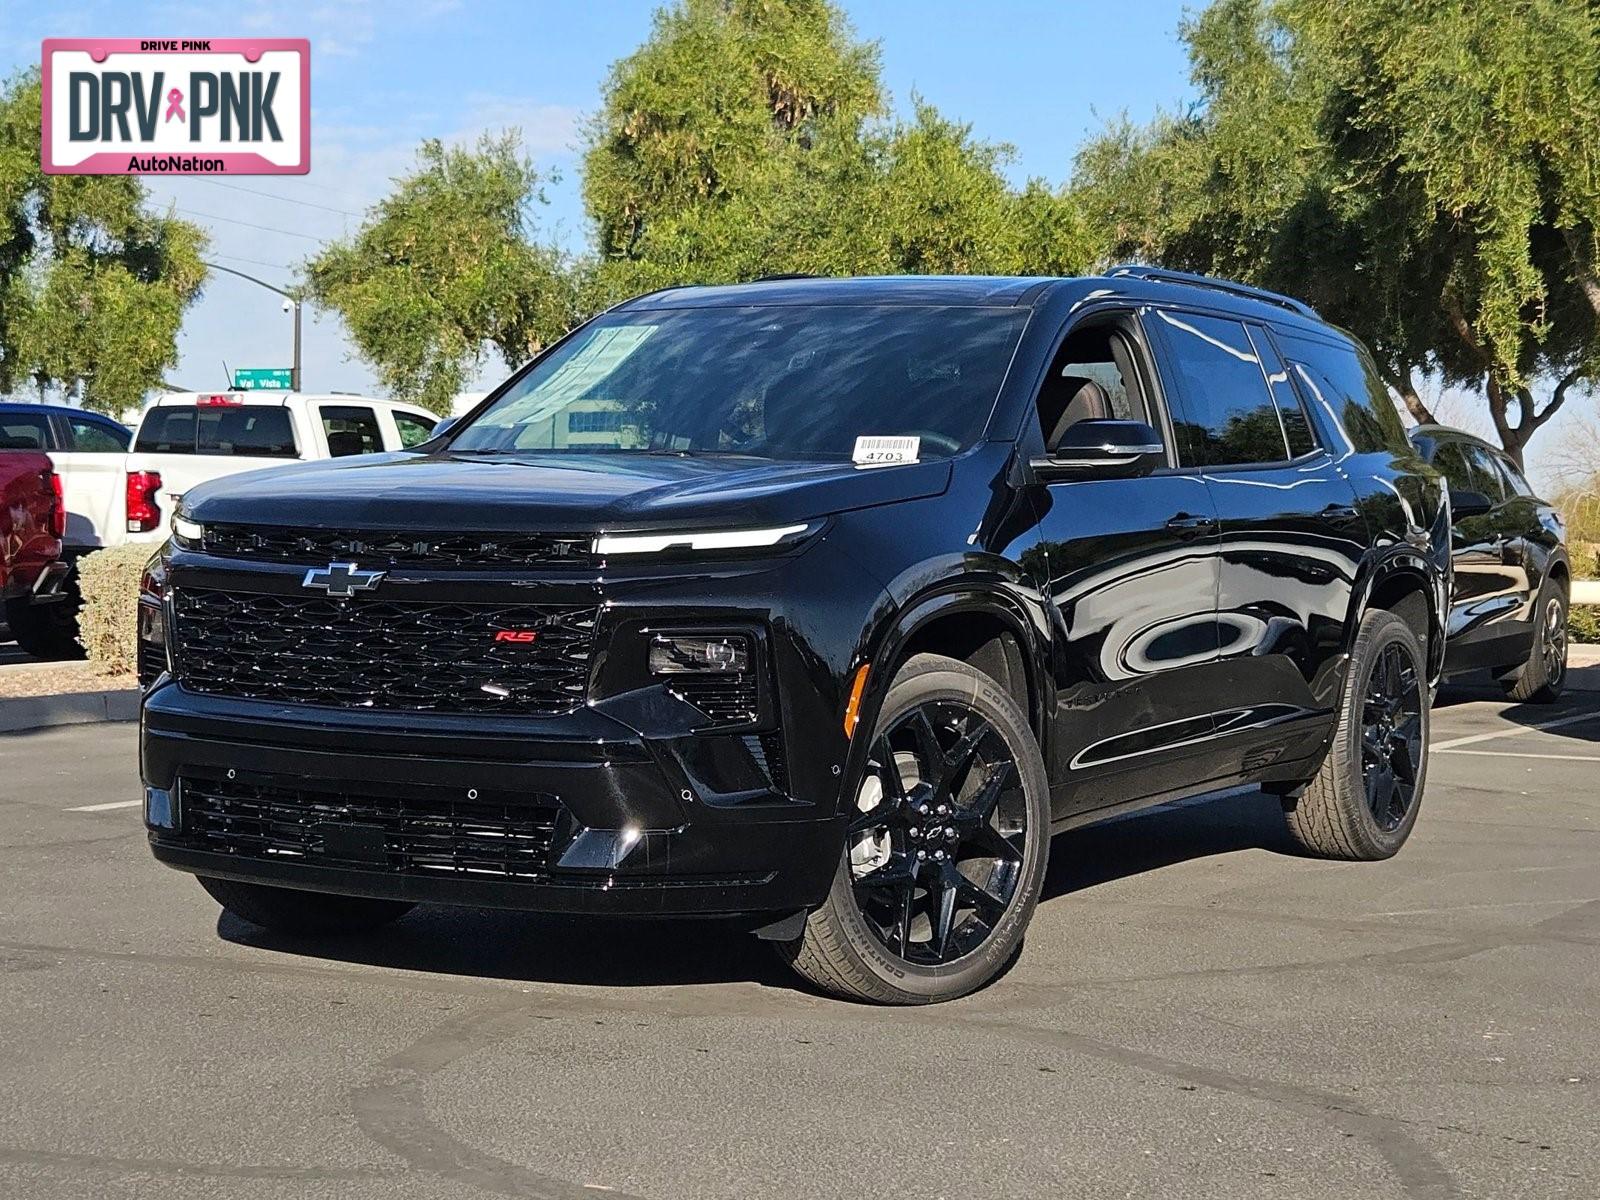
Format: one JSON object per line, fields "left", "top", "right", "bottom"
{"left": 42, "top": 39, "right": 309, "bottom": 175}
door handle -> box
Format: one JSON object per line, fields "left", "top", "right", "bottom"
{"left": 1320, "top": 503, "right": 1360, "bottom": 522}
{"left": 1165, "top": 512, "right": 1218, "bottom": 538}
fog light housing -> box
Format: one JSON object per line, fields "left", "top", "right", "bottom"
{"left": 649, "top": 634, "right": 751, "bottom": 675}
{"left": 144, "top": 785, "right": 177, "bottom": 831}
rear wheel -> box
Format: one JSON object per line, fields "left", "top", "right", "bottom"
{"left": 778, "top": 653, "right": 1050, "bottom": 1004}
{"left": 197, "top": 876, "right": 415, "bottom": 934}
{"left": 1500, "top": 584, "right": 1567, "bottom": 704}
{"left": 1285, "top": 608, "right": 1428, "bottom": 861}
{"left": 4, "top": 596, "right": 83, "bottom": 661}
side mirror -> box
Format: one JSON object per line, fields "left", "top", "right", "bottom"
{"left": 1449, "top": 488, "right": 1492, "bottom": 520}
{"left": 433, "top": 416, "right": 459, "bottom": 438}
{"left": 1032, "top": 419, "right": 1164, "bottom": 481}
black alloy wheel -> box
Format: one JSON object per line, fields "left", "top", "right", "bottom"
{"left": 1284, "top": 607, "right": 1429, "bottom": 861}
{"left": 1360, "top": 641, "right": 1424, "bottom": 833}
{"left": 847, "top": 699, "right": 1029, "bottom": 965}
{"left": 1503, "top": 585, "right": 1569, "bottom": 704}
{"left": 778, "top": 653, "right": 1049, "bottom": 1004}
{"left": 1540, "top": 595, "right": 1568, "bottom": 691}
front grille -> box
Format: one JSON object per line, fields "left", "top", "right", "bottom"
{"left": 200, "top": 523, "right": 594, "bottom": 569}
{"left": 668, "top": 673, "right": 760, "bottom": 727}
{"left": 182, "top": 774, "right": 564, "bottom": 879}
{"left": 172, "top": 588, "right": 598, "bottom": 714}
{"left": 137, "top": 640, "right": 165, "bottom": 689}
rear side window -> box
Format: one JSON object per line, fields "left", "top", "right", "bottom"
{"left": 1152, "top": 311, "right": 1289, "bottom": 466}
{"left": 135, "top": 406, "right": 298, "bottom": 458}
{"left": 0, "top": 414, "right": 50, "bottom": 449}
{"left": 1277, "top": 333, "right": 1409, "bottom": 454}
{"left": 68, "top": 415, "right": 129, "bottom": 452}
{"left": 320, "top": 406, "right": 383, "bottom": 456}
{"left": 393, "top": 412, "right": 436, "bottom": 448}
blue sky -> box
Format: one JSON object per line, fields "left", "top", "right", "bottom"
{"left": 2, "top": 0, "right": 1583, "bottom": 484}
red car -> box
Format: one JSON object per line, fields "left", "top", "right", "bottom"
{"left": 1, "top": 450, "right": 74, "bottom": 658}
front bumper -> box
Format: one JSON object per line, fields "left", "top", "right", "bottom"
{"left": 142, "top": 684, "right": 847, "bottom": 918}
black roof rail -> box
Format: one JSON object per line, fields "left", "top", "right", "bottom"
{"left": 751, "top": 273, "right": 823, "bottom": 282}
{"left": 1105, "top": 264, "right": 1319, "bottom": 320}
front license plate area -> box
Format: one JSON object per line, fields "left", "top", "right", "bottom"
{"left": 315, "top": 822, "right": 388, "bottom": 864}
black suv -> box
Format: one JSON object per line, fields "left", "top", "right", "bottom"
{"left": 140, "top": 269, "right": 1449, "bottom": 1004}
{"left": 1408, "top": 425, "right": 1570, "bottom": 702}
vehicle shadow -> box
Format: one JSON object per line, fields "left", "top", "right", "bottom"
{"left": 1433, "top": 670, "right": 1600, "bottom": 745}
{"left": 218, "top": 788, "right": 1305, "bottom": 990}
{"left": 1041, "top": 787, "right": 1303, "bottom": 902}
{"left": 218, "top": 906, "right": 798, "bottom": 990}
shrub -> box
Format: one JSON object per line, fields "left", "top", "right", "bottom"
{"left": 1570, "top": 540, "right": 1600, "bottom": 580}
{"left": 1570, "top": 606, "right": 1600, "bottom": 645}
{"left": 76, "top": 543, "right": 159, "bottom": 674}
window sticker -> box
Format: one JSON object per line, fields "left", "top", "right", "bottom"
{"left": 852, "top": 435, "right": 921, "bottom": 467}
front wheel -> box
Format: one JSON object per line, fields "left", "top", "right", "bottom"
{"left": 778, "top": 653, "right": 1050, "bottom": 1004}
{"left": 198, "top": 876, "right": 415, "bottom": 934}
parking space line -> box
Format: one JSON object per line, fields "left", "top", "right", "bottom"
{"left": 66, "top": 800, "right": 143, "bottom": 813}
{"left": 1436, "top": 748, "right": 1600, "bottom": 762}
{"left": 1432, "top": 709, "right": 1600, "bottom": 750}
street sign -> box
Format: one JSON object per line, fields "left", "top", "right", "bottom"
{"left": 232, "top": 368, "right": 293, "bottom": 391}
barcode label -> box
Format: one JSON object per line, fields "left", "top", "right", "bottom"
{"left": 852, "top": 435, "right": 921, "bottom": 467}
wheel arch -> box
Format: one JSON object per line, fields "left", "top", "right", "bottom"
{"left": 839, "top": 585, "right": 1052, "bottom": 815}
{"left": 1349, "top": 550, "right": 1445, "bottom": 684}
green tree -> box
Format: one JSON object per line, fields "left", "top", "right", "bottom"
{"left": 308, "top": 0, "right": 1094, "bottom": 396}
{"left": 303, "top": 135, "right": 577, "bottom": 414}
{"left": 581, "top": 0, "right": 1091, "bottom": 293}
{"left": 1075, "top": 0, "right": 1600, "bottom": 467}
{"left": 0, "top": 70, "right": 207, "bottom": 414}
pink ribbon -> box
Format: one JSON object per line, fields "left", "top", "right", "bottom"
{"left": 164, "top": 88, "right": 185, "bottom": 123}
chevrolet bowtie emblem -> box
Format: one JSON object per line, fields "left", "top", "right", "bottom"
{"left": 301, "top": 561, "right": 385, "bottom": 598}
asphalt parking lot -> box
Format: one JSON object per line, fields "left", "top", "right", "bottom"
{"left": 2, "top": 683, "right": 1597, "bottom": 1200}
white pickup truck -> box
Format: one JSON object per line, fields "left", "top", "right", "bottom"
{"left": 120, "top": 392, "right": 441, "bottom": 544}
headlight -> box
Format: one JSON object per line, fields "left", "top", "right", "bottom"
{"left": 137, "top": 556, "right": 169, "bottom": 688}
{"left": 594, "top": 522, "right": 819, "bottom": 556}
{"left": 649, "top": 634, "right": 751, "bottom": 675}
{"left": 171, "top": 513, "right": 204, "bottom": 549}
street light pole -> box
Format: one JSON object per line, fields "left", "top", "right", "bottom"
{"left": 203, "top": 261, "right": 302, "bottom": 391}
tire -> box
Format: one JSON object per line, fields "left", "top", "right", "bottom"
{"left": 778, "top": 653, "right": 1051, "bottom": 1004}
{"left": 197, "top": 876, "right": 415, "bottom": 934}
{"left": 1500, "top": 582, "right": 1567, "bottom": 704}
{"left": 4, "top": 596, "right": 84, "bottom": 661}
{"left": 1285, "top": 608, "right": 1428, "bottom": 861}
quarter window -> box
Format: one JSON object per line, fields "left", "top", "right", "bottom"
{"left": 1499, "top": 458, "right": 1535, "bottom": 498}
{"left": 1277, "top": 333, "right": 1409, "bottom": 455}
{"left": 1431, "top": 441, "right": 1503, "bottom": 501}
{"left": 1154, "top": 311, "right": 1289, "bottom": 466}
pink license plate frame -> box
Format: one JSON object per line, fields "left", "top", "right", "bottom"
{"left": 41, "top": 38, "right": 310, "bottom": 175}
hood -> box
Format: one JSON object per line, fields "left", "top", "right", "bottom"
{"left": 180, "top": 450, "right": 954, "bottom": 532}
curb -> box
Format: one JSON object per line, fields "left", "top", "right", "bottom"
{"left": 0, "top": 689, "right": 141, "bottom": 734}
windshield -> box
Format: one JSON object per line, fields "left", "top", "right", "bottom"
{"left": 450, "top": 305, "right": 1030, "bottom": 460}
